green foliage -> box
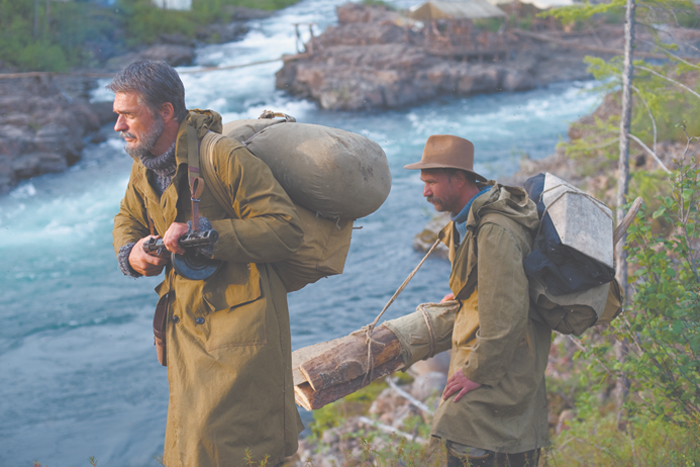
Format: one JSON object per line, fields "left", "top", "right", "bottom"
{"left": 360, "top": 0, "right": 396, "bottom": 10}
{"left": 543, "top": 3, "right": 700, "bottom": 462}
{"left": 575, "top": 156, "right": 700, "bottom": 426}
{"left": 622, "top": 156, "right": 699, "bottom": 421}
{"left": 547, "top": 411, "right": 700, "bottom": 466}
{"left": 0, "top": 0, "right": 300, "bottom": 72}
{"left": 353, "top": 434, "right": 444, "bottom": 467}
{"left": 0, "top": 0, "right": 118, "bottom": 71}
{"left": 543, "top": 0, "right": 695, "bottom": 24}
{"left": 472, "top": 17, "right": 505, "bottom": 33}
{"left": 309, "top": 379, "right": 389, "bottom": 438}
{"left": 116, "top": 0, "right": 199, "bottom": 47}
{"left": 244, "top": 448, "right": 270, "bottom": 466}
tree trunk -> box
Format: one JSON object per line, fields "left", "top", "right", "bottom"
{"left": 617, "top": 0, "right": 635, "bottom": 289}
{"left": 615, "top": 0, "right": 636, "bottom": 423}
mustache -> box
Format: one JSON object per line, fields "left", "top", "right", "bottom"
{"left": 121, "top": 131, "right": 136, "bottom": 140}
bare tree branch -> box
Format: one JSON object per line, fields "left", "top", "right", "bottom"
{"left": 629, "top": 133, "right": 672, "bottom": 174}
{"left": 631, "top": 84, "right": 657, "bottom": 154}
{"left": 637, "top": 65, "right": 700, "bottom": 101}
{"left": 654, "top": 44, "right": 700, "bottom": 72}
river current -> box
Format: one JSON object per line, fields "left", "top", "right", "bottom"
{"left": 0, "top": 1, "right": 601, "bottom": 465}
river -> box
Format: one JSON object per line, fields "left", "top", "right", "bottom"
{"left": 0, "top": 1, "right": 601, "bottom": 465}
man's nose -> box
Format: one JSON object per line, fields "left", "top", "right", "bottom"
{"left": 114, "top": 114, "right": 127, "bottom": 132}
{"left": 423, "top": 183, "right": 432, "bottom": 197}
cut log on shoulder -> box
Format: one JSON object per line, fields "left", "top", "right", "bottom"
{"left": 300, "top": 325, "right": 402, "bottom": 392}
{"left": 295, "top": 355, "right": 405, "bottom": 411}
{"left": 292, "top": 301, "right": 460, "bottom": 410}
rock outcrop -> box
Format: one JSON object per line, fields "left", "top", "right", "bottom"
{"left": 276, "top": 3, "right": 597, "bottom": 111}
{"left": 0, "top": 75, "right": 116, "bottom": 193}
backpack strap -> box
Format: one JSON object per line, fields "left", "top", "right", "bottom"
{"left": 187, "top": 125, "right": 206, "bottom": 231}
{"left": 199, "top": 131, "right": 236, "bottom": 218}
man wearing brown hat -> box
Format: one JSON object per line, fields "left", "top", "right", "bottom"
{"left": 405, "top": 135, "right": 551, "bottom": 467}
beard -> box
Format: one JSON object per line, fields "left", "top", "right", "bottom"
{"left": 122, "top": 115, "right": 165, "bottom": 160}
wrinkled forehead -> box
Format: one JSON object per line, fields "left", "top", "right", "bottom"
{"left": 113, "top": 91, "right": 154, "bottom": 116}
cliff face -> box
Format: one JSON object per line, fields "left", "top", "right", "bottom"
{"left": 275, "top": 3, "right": 597, "bottom": 111}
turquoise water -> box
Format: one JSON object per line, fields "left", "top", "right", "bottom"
{"left": 0, "top": 1, "right": 602, "bottom": 465}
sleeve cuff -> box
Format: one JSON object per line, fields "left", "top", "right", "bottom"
{"left": 118, "top": 242, "right": 142, "bottom": 278}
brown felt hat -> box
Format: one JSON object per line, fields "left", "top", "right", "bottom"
{"left": 404, "top": 134, "right": 486, "bottom": 182}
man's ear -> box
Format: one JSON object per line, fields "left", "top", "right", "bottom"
{"left": 159, "top": 102, "right": 176, "bottom": 122}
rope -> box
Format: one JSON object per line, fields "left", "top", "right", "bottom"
{"left": 356, "top": 236, "right": 444, "bottom": 385}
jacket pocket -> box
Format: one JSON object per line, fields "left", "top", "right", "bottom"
{"left": 203, "top": 262, "right": 262, "bottom": 312}
{"left": 202, "top": 263, "right": 266, "bottom": 351}
{"left": 204, "top": 296, "right": 268, "bottom": 351}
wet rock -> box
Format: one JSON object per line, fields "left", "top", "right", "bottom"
{"left": 410, "top": 350, "right": 451, "bottom": 376}
{"left": 411, "top": 371, "right": 448, "bottom": 401}
{"left": 277, "top": 3, "right": 595, "bottom": 111}
{"left": 106, "top": 44, "right": 196, "bottom": 70}
{"left": 223, "top": 6, "right": 274, "bottom": 21}
{"left": 89, "top": 101, "right": 119, "bottom": 127}
{"left": 196, "top": 22, "right": 249, "bottom": 44}
{"left": 12, "top": 152, "right": 67, "bottom": 177}
{"left": 502, "top": 69, "right": 535, "bottom": 92}
{"left": 337, "top": 2, "right": 399, "bottom": 24}
{"left": 159, "top": 33, "right": 194, "bottom": 47}
{"left": 0, "top": 75, "right": 108, "bottom": 193}
{"left": 412, "top": 213, "right": 450, "bottom": 258}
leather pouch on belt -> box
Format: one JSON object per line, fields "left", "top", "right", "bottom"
{"left": 153, "top": 293, "right": 169, "bottom": 367}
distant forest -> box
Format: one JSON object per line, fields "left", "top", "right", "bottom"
{"left": 0, "top": 0, "right": 300, "bottom": 71}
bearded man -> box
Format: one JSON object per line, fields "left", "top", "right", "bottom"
{"left": 110, "top": 60, "right": 304, "bottom": 467}
{"left": 405, "top": 135, "right": 551, "bottom": 467}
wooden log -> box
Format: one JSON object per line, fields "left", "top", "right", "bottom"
{"left": 294, "top": 354, "right": 405, "bottom": 410}
{"left": 300, "top": 325, "right": 402, "bottom": 392}
{"left": 291, "top": 336, "right": 347, "bottom": 387}
{"left": 291, "top": 302, "right": 460, "bottom": 410}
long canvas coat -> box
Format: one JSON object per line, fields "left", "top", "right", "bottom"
{"left": 113, "top": 110, "right": 304, "bottom": 466}
{"left": 431, "top": 182, "right": 552, "bottom": 454}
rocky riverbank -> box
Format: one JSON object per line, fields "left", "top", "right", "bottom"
{"left": 0, "top": 7, "right": 273, "bottom": 194}
{"left": 275, "top": 3, "right": 615, "bottom": 111}
{"left": 0, "top": 75, "right": 116, "bottom": 193}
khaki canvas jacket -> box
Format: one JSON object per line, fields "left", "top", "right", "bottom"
{"left": 113, "top": 110, "right": 304, "bottom": 467}
{"left": 431, "top": 182, "right": 552, "bottom": 454}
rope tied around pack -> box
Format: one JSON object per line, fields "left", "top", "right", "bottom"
{"left": 355, "top": 236, "right": 444, "bottom": 386}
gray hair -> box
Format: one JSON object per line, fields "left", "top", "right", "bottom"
{"left": 107, "top": 60, "right": 188, "bottom": 122}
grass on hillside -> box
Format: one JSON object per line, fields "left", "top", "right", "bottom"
{"left": 0, "top": 0, "right": 300, "bottom": 72}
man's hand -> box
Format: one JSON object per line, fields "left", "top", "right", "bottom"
{"left": 442, "top": 370, "right": 482, "bottom": 403}
{"left": 440, "top": 292, "right": 455, "bottom": 303}
{"left": 162, "top": 222, "right": 189, "bottom": 255}
{"left": 129, "top": 235, "right": 170, "bottom": 276}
